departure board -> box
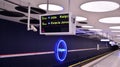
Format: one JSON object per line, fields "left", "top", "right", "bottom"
{"left": 40, "top": 13, "right": 75, "bottom": 35}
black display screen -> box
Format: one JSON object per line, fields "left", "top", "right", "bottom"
{"left": 41, "top": 13, "right": 69, "bottom": 33}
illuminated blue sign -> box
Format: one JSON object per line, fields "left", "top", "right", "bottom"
{"left": 54, "top": 39, "right": 67, "bottom": 62}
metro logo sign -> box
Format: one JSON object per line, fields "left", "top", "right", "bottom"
{"left": 54, "top": 39, "right": 67, "bottom": 62}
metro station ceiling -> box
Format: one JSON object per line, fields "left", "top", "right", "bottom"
{"left": 0, "top": 0, "right": 120, "bottom": 43}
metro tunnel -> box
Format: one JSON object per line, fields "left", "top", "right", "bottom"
{"left": 0, "top": 0, "right": 120, "bottom": 67}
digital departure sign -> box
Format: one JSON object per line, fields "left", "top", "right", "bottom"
{"left": 40, "top": 13, "right": 75, "bottom": 35}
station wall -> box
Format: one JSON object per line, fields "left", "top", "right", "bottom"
{"left": 0, "top": 19, "right": 111, "bottom": 67}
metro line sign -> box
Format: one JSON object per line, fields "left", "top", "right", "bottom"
{"left": 54, "top": 39, "right": 67, "bottom": 62}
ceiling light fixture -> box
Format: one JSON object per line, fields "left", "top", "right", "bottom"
{"left": 111, "top": 30, "right": 120, "bottom": 32}
{"left": 100, "top": 39, "right": 110, "bottom": 42}
{"left": 116, "top": 35, "right": 120, "bottom": 36}
{"left": 80, "top": 1, "right": 119, "bottom": 12}
{"left": 76, "top": 16, "right": 87, "bottom": 21}
{"left": 38, "top": 4, "right": 63, "bottom": 11}
{"left": 99, "top": 17, "right": 120, "bottom": 24}
{"left": 89, "top": 29, "right": 102, "bottom": 31}
{"left": 109, "top": 26, "right": 120, "bottom": 29}
{"left": 81, "top": 25, "right": 93, "bottom": 28}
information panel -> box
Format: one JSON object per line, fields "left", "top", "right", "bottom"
{"left": 40, "top": 13, "right": 75, "bottom": 35}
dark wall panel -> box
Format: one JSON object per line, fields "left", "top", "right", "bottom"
{"left": 0, "top": 19, "right": 111, "bottom": 67}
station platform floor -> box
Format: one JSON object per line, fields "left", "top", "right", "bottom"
{"left": 82, "top": 50, "right": 120, "bottom": 67}
{"left": 92, "top": 50, "right": 120, "bottom": 67}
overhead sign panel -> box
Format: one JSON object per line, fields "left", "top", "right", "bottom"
{"left": 40, "top": 13, "right": 75, "bottom": 35}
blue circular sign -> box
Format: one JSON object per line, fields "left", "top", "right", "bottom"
{"left": 54, "top": 39, "right": 67, "bottom": 62}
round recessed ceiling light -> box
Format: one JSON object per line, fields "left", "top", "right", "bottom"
{"left": 76, "top": 16, "right": 87, "bottom": 21}
{"left": 99, "top": 17, "right": 120, "bottom": 24}
{"left": 80, "top": 1, "right": 119, "bottom": 12}
{"left": 89, "top": 29, "right": 102, "bottom": 31}
{"left": 81, "top": 25, "right": 93, "bottom": 28}
{"left": 109, "top": 26, "right": 120, "bottom": 29}
{"left": 111, "top": 30, "right": 120, "bottom": 32}
{"left": 38, "top": 4, "right": 63, "bottom": 11}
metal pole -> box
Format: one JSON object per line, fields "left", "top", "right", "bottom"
{"left": 47, "top": 0, "right": 49, "bottom": 13}
{"left": 68, "top": 0, "right": 70, "bottom": 12}
{"left": 27, "top": 3, "right": 31, "bottom": 30}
